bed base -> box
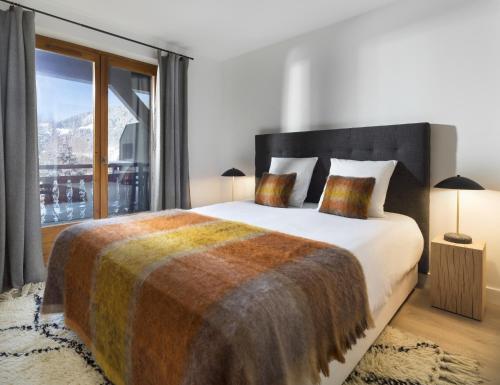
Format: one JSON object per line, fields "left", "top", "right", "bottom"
{"left": 321, "top": 265, "right": 418, "bottom": 385}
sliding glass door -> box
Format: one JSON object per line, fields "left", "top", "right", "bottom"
{"left": 35, "top": 36, "right": 156, "bottom": 258}
{"left": 36, "top": 49, "right": 96, "bottom": 225}
{"left": 107, "top": 64, "right": 152, "bottom": 217}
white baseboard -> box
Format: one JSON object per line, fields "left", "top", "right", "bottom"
{"left": 486, "top": 286, "right": 500, "bottom": 306}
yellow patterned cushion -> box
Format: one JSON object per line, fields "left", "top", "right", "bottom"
{"left": 319, "top": 175, "right": 375, "bottom": 219}
{"left": 255, "top": 172, "right": 297, "bottom": 208}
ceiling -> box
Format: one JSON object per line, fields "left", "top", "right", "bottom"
{"left": 20, "top": 0, "right": 399, "bottom": 61}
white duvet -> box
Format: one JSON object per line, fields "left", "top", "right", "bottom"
{"left": 192, "top": 201, "right": 423, "bottom": 313}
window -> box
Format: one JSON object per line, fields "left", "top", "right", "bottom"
{"left": 37, "top": 49, "right": 95, "bottom": 224}
{"left": 107, "top": 65, "right": 152, "bottom": 216}
{"left": 36, "top": 36, "right": 156, "bottom": 243}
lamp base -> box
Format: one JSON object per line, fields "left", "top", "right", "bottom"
{"left": 444, "top": 232, "right": 472, "bottom": 244}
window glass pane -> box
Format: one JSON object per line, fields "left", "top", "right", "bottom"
{"left": 36, "top": 49, "right": 94, "bottom": 226}
{"left": 107, "top": 67, "right": 151, "bottom": 216}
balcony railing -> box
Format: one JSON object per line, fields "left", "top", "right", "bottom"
{"left": 39, "top": 162, "right": 149, "bottom": 226}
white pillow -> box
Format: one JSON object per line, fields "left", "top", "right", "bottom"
{"left": 318, "top": 158, "right": 397, "bottom": 217}
{"left": 269, "top": 157, "right": 318, "bottom": 207}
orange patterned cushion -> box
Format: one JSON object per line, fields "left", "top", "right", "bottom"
{"left": 319, "top": 175, "right": 375, "bottom": 219}
{"left": 255, "top": 172, "right": 297, "bottom": 208}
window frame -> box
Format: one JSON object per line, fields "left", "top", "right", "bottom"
{"left": 36, "top": 35, "right": 157, "bottom": 262}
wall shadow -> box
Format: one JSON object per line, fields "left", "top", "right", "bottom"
{"left": 430, "top": 124, "right": 457, "bottom": 184}
{"left": 256, "top": 127, "right": 281, "bottom": 135}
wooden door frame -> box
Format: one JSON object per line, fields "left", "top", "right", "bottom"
{"left": 36, "top": 35, "right": 157, "bottom": 263}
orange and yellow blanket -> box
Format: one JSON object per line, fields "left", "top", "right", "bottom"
{"left": 43, "top": 210, "right": 372, "bottom": 385}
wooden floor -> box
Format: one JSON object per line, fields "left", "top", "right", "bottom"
{"left": 390, "top": 287, "right": 500, "bottom": 384}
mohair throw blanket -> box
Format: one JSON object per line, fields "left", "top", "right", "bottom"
{"left": 43, "top": 210, "right": 373, "bottom": 385}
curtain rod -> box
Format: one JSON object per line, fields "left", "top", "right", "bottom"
{"left": 0, "top": 0, "right": 194, "bottom": 61}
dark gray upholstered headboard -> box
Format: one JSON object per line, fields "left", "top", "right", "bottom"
{"left": 255, "top": 123, "right": 430, "bottom": 273}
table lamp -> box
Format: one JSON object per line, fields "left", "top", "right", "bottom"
{"left": 434, "top": 175, "right": 484, "bottom": 244}
{"left": 221, "top": 168, "right": 245, "bottom": 201}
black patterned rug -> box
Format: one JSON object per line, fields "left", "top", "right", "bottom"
{"left": 0, "top": 284, "right": 482, "bottom": 385}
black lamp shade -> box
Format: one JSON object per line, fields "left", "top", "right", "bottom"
{"left": 221, "top": 168, "right": 245, "bottom": 177}
{"left": 434, "top": 175, "right": 484, "bottom": 190}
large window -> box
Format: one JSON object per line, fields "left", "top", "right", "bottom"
{"left": 37, "top": 49, "right": 95, "bottom": 224}
{"left": 36, "top": 36, "right": 156, "bottom": 246}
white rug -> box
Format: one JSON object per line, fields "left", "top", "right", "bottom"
{"left": 0, "top": 284, "right": 482, "bottom": 385}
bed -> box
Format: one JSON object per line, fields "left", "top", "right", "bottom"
{"left": 249, "top": 122, "right": 430, "bottom": 384}
{"left": 43, "top": 123, "right": 430, "bottom": 385}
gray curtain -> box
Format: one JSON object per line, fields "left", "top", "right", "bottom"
{"left": 151, "top": 52, "right": 191, "bottom": 210}
{"left": 0, "top": 7, "right": 45, "bottom": 291}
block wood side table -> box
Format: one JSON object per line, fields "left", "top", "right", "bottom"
{"left": 430, "top": 236, "right": 486, "bottom": 320}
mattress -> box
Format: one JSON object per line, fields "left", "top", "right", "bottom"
{"left": 192, "top": 201, "right": 424, "bottom": 316}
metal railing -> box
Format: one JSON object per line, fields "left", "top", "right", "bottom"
{"left": 39, "top": 162, "right": 149, "bottom": 225}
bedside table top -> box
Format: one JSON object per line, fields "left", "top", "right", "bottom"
{"left": 432, "top": 236, "right": 485, "bottom": 251}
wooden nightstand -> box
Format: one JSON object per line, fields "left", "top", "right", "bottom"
{"left": 430, "top": 236, "right": 486, "bottom": 320}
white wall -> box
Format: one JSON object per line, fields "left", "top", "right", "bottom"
{"left": 187, "top": 58, "right": 226, "bottom": 206}
{"left": 217, "top": 0, "right": 500, "bottom": 300}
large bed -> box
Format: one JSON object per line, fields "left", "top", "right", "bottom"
{"left": 246, "top": 122, "right": 430, "bottom": 384}
{"left": 43, "top": 123, "right": 430, "bottom": 385}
